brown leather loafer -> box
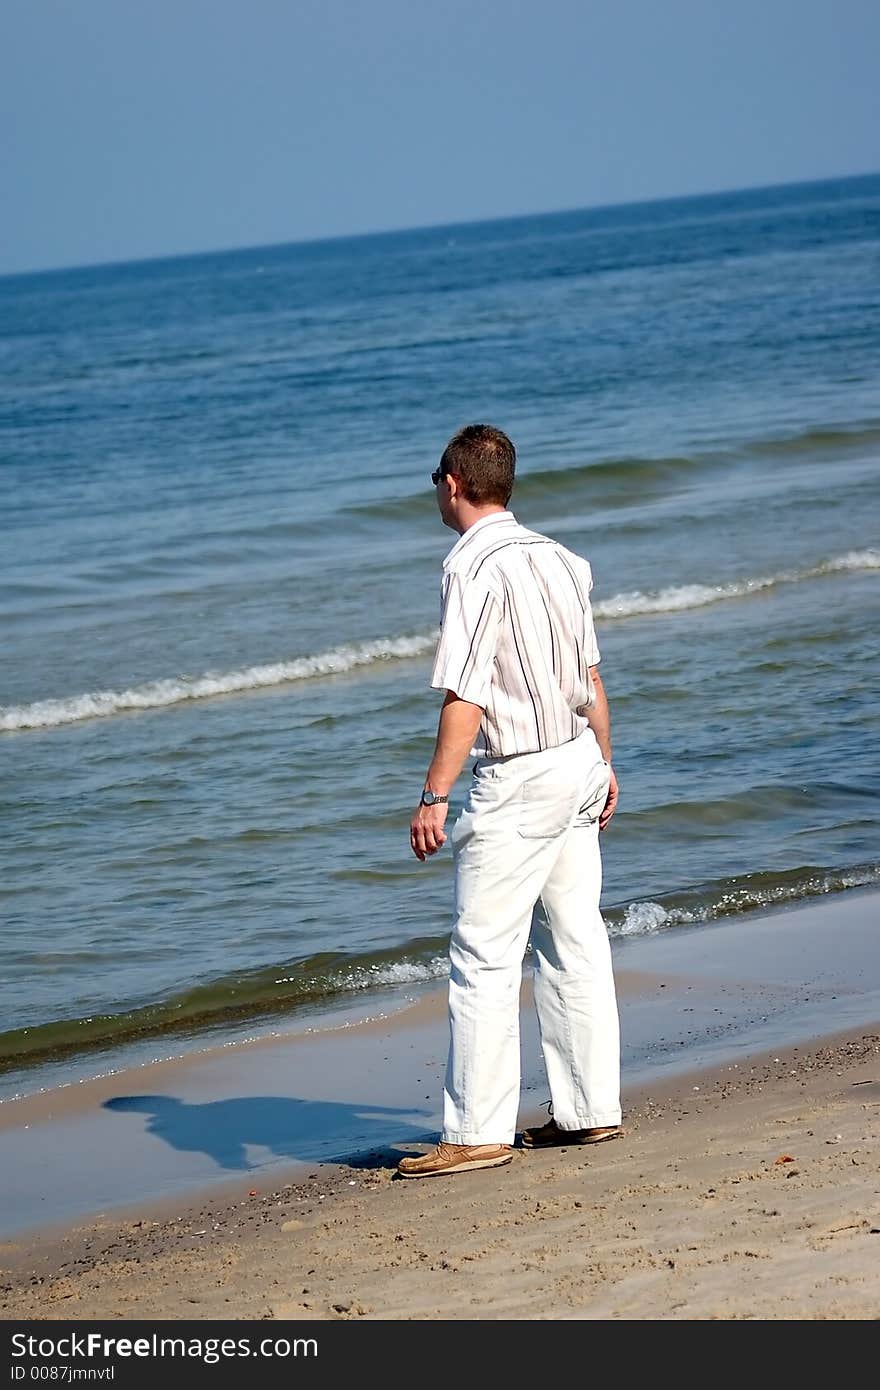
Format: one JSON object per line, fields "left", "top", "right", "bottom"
{"left": 521, "top": 1118, "right": 622, "bottom": 1148}
{"left": 397, "top": 1141, "right": 514, "bottom": 1178}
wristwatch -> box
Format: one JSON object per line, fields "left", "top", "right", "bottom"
{"left": 420, "top": 789, "right": 448, "bottom": 806}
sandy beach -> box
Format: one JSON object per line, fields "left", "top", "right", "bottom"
{"left": 0, "top": 890, "right": 878, "bottom": 1320}
{"left": 1, "top": 1026, "right": 878, "bottom": 1321}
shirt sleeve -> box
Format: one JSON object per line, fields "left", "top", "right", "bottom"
{"left": 430, "top": 572, "right": 502, "bottom": 708}
{"left": 583, "top": 560, "right": 601, "bottom": 666}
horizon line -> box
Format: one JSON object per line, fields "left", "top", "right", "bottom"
{"left": 3, "top": 166, "right": 878, "bottom": 284}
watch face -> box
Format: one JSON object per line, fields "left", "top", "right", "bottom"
{"left": 422, "top": 790, "right": 436, "bottom": 805}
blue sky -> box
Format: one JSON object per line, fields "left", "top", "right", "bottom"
{"left": 1, "top": 0, "right": 878, "bottom": 274}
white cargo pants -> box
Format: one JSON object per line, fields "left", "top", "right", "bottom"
{"left": 443, "top": 729, "right": 621, "bottom": 1145}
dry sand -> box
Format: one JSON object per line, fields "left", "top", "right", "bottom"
{"left": 3, "top": 1027, "right": 878, "bottom": 1321}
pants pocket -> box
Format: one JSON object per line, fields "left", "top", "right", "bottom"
{"left": 516, "top": 770, "right": 576, "bottom": 840}
{"left": 575, "top": 760, "right": 611, "bottom": 827}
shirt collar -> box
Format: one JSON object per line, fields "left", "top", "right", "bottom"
{"left": 443, "top": 510, "right": 516, "bottom": 569}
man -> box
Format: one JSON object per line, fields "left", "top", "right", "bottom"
{"left": 398, "top": 424, "right": 621, "bottom": 1179}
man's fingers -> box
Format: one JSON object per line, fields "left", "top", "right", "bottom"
{"left": 599, "top": 774, "right": 619, "bottom": 831}
{"left": 410, "top": 806, "right": 449, "bottom": 859}
{"left": 422, "top": 826, "right": 447, "bottom": 855}
{"left": 411, "top": 820, "right": 439, "bottom": 859}
{"left": 410, "top": 820, "right": 427, "bottom": 861}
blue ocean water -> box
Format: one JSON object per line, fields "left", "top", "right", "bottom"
{"left": 1, "top": 174, "right": 878, "bottom": 1087}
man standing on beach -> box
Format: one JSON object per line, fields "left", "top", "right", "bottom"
{"left": 398, "top": 425, "right": 622, "bottom": 1178}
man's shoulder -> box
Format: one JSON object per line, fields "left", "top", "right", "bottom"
{"left": 493, "top": 531, "right": 595, "bottom": 599}
{"left": 483, "top": 526, "right": 591, "bottom": 574}
{"left": 443, "top": 518, "right": 594, "bottom": 596}
{"left": 548, "top": 537, "right": 593, "bottom": 575}
{"left": 446, "top": 519, "right": 553, "bottom": 577}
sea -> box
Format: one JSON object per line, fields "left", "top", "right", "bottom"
{"left": 2, "top": 173, "right": 878, "bottom": 1100}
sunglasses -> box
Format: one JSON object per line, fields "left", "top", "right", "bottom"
{"left": 431, "top": 468, "right": 445, "bottom": 486}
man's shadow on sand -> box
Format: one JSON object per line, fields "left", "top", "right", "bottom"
{"left": 103, "top": 1095, "right": 432, "bottom": 1172}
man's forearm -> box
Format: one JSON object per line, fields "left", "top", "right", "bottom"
{"left": 410, "top": 692, "right": 481, "bottom": 862}
{"left": 585, "top": 665, "right": 612, "bottom": 761}
{"left": 424, "top": 691, "right": 485, "bottom": 794}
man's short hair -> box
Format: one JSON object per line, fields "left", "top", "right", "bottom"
{"left": 440, "top": 424, "right": 516, "bottom": 506}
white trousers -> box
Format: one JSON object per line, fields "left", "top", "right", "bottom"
{"left": 443, "top": 729, "right": 621, "bottom": 1145}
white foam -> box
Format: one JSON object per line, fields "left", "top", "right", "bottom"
{"left": 593, "top": 576, "right": 775, "bottom": 619}
{"left": 593, "top": 548, "right": 880, "bottom": 620}
{"left": 615, "top": 901, "right": 672, "bottom": 936}
{"left": 0, "top": 633, "right": 438, "bottom": 732}
{"left": 346, "top": 957, "right": 448, "bottom": 990}
{"left": 273, "top": 955, "right": 448, "bottom": 994}
{"left": 820, "top": 548, "right": 880, "bottom": 573}
{"left": 4, "top": 548, "right": 877, "bottom": 733}
{"left": 609, "top": 864, "right": 880, "bottom": 941}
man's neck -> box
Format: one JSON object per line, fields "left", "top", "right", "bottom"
{"left": 453, "top": 504, "right": 508, "bottom": 536}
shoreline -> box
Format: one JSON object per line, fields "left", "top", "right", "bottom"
{"left": 2, "top": 1022, "right": 878, "bottom": 1319}
{"left": 5, "top": 866, "right": 876, "bottom": 1102}
{"left": 0, "top": 887, "right": 877, "bottom": 1247}
{"left": 0, "top": 889, "right": 873, "bottom": 1262}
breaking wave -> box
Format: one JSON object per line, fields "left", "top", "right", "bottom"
{"left": 3, "top": 549, "right": 877, "bottom": 732}
{"left": 0, "top": 633, "right": 438, "bottom": 732}
{"left": 1, "top": 862, "right": 875, "bottom": 1072}
{"left": 592, "top": 548, "right": 880, "bottom": 618}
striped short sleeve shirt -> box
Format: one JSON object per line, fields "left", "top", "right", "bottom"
{"left": 430, "top": 511, "right": 601, "bottom": 757}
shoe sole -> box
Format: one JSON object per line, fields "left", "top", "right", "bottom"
{"left": 521, "top": 1128, "right": 622, "bottom": 1150}
{"left": 397, "top": 1152, "right": 514, "bottom": 1178}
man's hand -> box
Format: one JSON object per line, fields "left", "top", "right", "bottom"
{"left": 599, "top": 765, "right": 619, "bottom": 831}
{"left": 410, "top": 802, "right": 449, "bottom": 861}
{"left": 409, "top": 692, "right": 483, "bottom": 862}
